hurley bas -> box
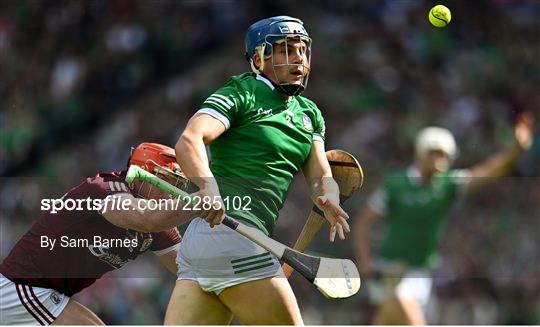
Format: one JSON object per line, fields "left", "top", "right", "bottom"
{"left": 41, "top": 235, "right": 138, "bottom": 251}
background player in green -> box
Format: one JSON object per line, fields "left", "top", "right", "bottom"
{"left": 354, "top": 113, "right": 535, "bottom": 325}
{"left": 165, "top": 16, "right": 349, "bottom": 325}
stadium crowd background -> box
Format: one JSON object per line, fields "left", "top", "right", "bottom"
{"left": 1, "top": 0, "right": 538, "bottom": 324}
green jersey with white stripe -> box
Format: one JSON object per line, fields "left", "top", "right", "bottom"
{"left": 199, "top": 73, "right": 325, "bottom": 235}
{"left": 368, "top": 166, "right": 470, "bottom": 267}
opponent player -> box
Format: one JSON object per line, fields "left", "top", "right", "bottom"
{"left": 165, "top": 16, "right": 349, "bottom": 325}
{"left": 354, "top": 113, "right": 534, "bottom": 324}
{"left": 0, "top": 143, "right": 199, "bottom": 325}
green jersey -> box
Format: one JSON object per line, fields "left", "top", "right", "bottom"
{"left": 368, "top": 166, "right": 470, "bottom": 268}
{"left": 198, "top": 73, "right": 325, "bottom": 235}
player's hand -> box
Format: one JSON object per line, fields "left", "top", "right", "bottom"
{"left": 315, "top": 195, "right": 350, "bottom": 242}
{"left": 194, "top": 182, "right": 225, "bottom": 228}
{"left": 515, "top": 112, "right": 535, "bottom": 151}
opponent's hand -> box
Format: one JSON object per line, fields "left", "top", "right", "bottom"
{"left": 315, "top": 195, "right": 350, "bottom": 242}
{"left": 194, "top": 181, "right": 225, "bottom": 228}
{"left": 515, "top": 112, "right": 535, "bottom": 151}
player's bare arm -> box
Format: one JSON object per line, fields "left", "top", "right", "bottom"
{"left": 175, "top": 113, "right": 226, "bottom": 227}
{"left": 301, "top": 141, "right": 350, "bottom": 241}
{"left": 463, "top": 112, "right": 534, "bottom": 196}
{"left": 353, "top": 205, "right": 382, "bottom": 277}
{"left": 157, "top": 249, "right": 179, "bottom": 275}
{"left": 100, "top": 193, "right": 198, "bottom": 232}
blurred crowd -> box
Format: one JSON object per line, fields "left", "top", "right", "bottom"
{"left": 1, "top": 0, "right": 539, "bottom": 324}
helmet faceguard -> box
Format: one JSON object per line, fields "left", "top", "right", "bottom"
{"left": 128, "top": 143, "right": 188, "bottom": 199}
{"left": 245, "top": 16, "right": 312, "bottom": 96}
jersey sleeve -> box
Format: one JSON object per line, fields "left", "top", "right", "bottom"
{"left": 448, "top": 169, "right": 472, "bottom": 198}
{"left": 197, "top": 82, "right": 247, "bottom": 130}
{"left": 150, "top": 228, "right": 182, "bottom": 255}
{"left": 366, "top": 185, "right": 389, "bottom": 216}
{"left": 70, "top": 176, "right": 131, "bottom": 201}
{"left": 311, "top": 105, "right": 326, "bottom": 143}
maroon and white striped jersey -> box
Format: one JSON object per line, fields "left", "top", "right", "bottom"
{"left": 0, "top": 171, "right": 181, "bottom": 296}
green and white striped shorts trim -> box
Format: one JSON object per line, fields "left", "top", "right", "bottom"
{"left": 176, "top": 218, "right": 284, "bottom": 294}
{"left": 231, "top": 252, "right": 274, "bottom": 274}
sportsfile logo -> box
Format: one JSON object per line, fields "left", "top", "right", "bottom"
{"left": 40, "top": 195, "right": 252, "bottom": 214}
{"left": 40, "top": 195, "right": 166, "bottom": 214}
{"left": 41, "top": 196, "right": 111, "bottom": 214}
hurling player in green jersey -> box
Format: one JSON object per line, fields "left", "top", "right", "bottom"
{"left": 165, "top": 16, "right": 348, "bottom": 325}
{"left": 355, "top": 113, "right": 534, "bottom": 324}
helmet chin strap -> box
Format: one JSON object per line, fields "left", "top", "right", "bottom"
{"left": 277, "top": 83, "right": 305, "bottom": 96}
{"left": 259, "top": 72, "right": 306, "bottom": 97}
{"left": 266, "top": 62, "right": 310, "bottom": 96}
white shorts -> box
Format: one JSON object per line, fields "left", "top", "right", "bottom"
{"left": 367, "top": 260, "right": 432, "bottom": 308}
{"left": 0, "top": 273, "right": 69, "bottom": 325}
{"left": 176, "top": 218, "right": 283, "bottom": 294}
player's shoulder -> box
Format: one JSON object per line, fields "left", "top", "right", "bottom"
{"left": 383, "top": 170, "right": 409, "bottom": 188}
{"left": 433, "top": 169, "right": 466, "bottom": 178}
{"left": 222, "top": 73, "right": 257, "bottom": 91}
{"left": 74, "top": 170, "right": 131, "bottom": 198}
{"left": 387, "top": 169, "right": 408, "bottom": 180}
{"left": 229, "top": 72, "right": 256, "bottom": 83}
{"left": 211, "top": 73, "right": 258, "bottom": 103}
{"left": 438, "top": 169, "right": 471, "bottom": 184}
{"left": 87, "top": 170, "right": 126, "bottom": 185}
{"left": 296, "top": 95, "right": 320, "bottom": 111}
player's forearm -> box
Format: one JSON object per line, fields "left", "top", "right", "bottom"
{"left": 357, "top": 237, "right": 373, "bottom": 265}
{"left": 354, "top": 220, "right": 373, "bottom": 266}
{"left": 466, "top": 144, "right": 523, "bottom": 195}
{"left": 353, "top": 208, "right": 380, "bottom": 269}
{"left": 470, "top": 144, "right": 522, "bottom": 178}
{"left": 145, "top": 201, "right": 198, "bottom": 231}
{"left": 308, "top": 177, "right": 340, "bottom": 204}
{"left": 130, "top": 199, "right": 198, "bottom": 232}
{"left": 157, "top": 250, "right": 179, "bottom": 275}
{"left": 104, "top": 198, "right": 197, "bottom": 232}
{"left": 175, "top": 132, "right": 215, "bottom": 189}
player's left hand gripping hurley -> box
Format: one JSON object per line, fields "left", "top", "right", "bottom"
{"left": 125, "top": 165, "right": 361, "bottom": 299}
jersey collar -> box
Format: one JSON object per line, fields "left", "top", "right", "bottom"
{"left": 256, "top": 74, "right": 275, "bottom": 90}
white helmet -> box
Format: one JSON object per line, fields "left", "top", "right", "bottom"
{"left": 415, "top": 126, "right": 458, "bottom": 161}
